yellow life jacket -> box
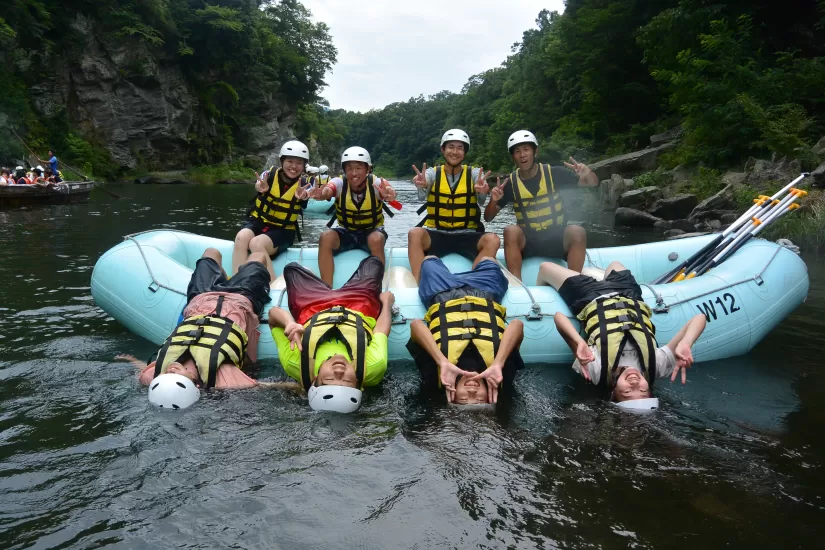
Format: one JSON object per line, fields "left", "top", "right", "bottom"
{"left": 154, "top": 296, "right": 248, "bottom": 389}
{"left": 328, "top": 174, "right": 386, "bottom": 230}
{"left": 576, "top": 295, "right": 657, "bottom": 387}
{"left": 300, "top": 306, "right": 374, "bottom": 391}
{"left": 425, "top": 296, "right": 507, "bottom": 382}
{"left": 419, "top": 165, "right": 480, "bottom": 230}
{"left": 248, "top": 168, "right": 303, "bottom": 229}
{"left": 510, "top": 163, "right": 565, "bottom": 230}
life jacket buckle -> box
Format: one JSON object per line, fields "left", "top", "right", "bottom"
{"left": 461, "top": 332, "right": 474, "bottom": 340}
{"left": 329, "top": 306, "right": 345, "bottom": 313}
{"left": 193, "top": 317, "right": 209, "bottom": 326}
{"left": 460, "top": 302, "right": 473, "bottom": 312}
{"left": 185, "top": 328, "right": 204, "bottom": 339}
{"left": 462, "top": 319, "right": 477, "bottom": 328}
{"left": 327, "top": 315, "right": 344, "bottom": 324}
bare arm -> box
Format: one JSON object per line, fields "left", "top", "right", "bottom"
{"left": 554, "top": 312, "right": 586, "bottom": 353}
{"left": 410, "top": 318, "right": 448, "bottom": 365}
{"left": 666, "top": 314, "right": 707, "bottom": 353}
{"left": 267, "top": 307, "right": 294, "bottom": 329}
{"left": 116, "top": 354, "right": 149, "bottom": 370}
{"left": 374, "top": 292, "right": 395, "bottom": 336}
{"left": 492, "top": 319, "right": 523, "bottom": 366}
{"left": 484, "top": 196, "right": 501, "bottom": 222}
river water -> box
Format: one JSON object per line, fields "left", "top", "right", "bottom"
{"left": 0, "top": 182, "right": 823, "bottom": 549}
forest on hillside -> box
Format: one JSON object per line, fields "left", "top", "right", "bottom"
{"left": 320, "top": 0, "right": 825, "bottom": 176}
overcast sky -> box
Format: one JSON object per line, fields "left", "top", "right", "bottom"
{"left": 300, "top": 0, "right": 566, "bottom": 112}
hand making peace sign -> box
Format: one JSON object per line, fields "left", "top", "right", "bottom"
{"left": 474, "top": 168, "right": 492, "bottom": 195}
{"left": 377, "top": 178, "right": 397, "bottom": 202}
{"left": 254, "top": 171, "right": 269, "bottom": 194}
{"left": 411, "top": 163, "right": 428, "bottom": 189}
{"left": 563, "top": 156, "right": 595, "bottom": 184}
{"left": 294, "top": 180, "right": 314, "bottom": 200}
{"left": 490, "top": 176, "right": 510, "bottom": 202}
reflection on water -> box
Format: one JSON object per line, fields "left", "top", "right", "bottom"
{"left": 0, "top": 182, "right": 823, "bottom": 548}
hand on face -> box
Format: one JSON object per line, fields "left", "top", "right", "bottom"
{"left": 439, "top": 359, "right": 477, "bottom": 403}
{"left": 412, "top": 163, "right": 428, "bottom": 189}
{"left": 469, "top": 362, "right": 503, "bottom": 404}
{"left": 452, "top": 376, "right": 490, "bottom": 405}
{"left": 284, "top": 321, "right": 305, "bottom": 351}
{"left": 166, "top": 361, "right": 200, "bottom": 383}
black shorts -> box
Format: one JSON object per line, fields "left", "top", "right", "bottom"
{"left": 521, "top": 225, "right": 567, "bottom": 259}
{"left": 240, "top": 219, "right": 295, "bottom": 255}
{"left": 558, "top": 269, "right": 643, "bottom": 316}
{"left": 426, "top": 229, "right": 487, "bottom": 261}
{"left": 332, "top": 227, "right": 388, "bottom": 254}
{"left": 187, "top": 257, "right": 272, "bottom": 316}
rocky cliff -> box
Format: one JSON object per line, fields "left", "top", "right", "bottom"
{"left": 26, "top": 15, "right": 297, "bottom": 170}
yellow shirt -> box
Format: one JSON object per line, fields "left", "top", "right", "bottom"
{"left": 272, "top": 314, "right": 388, "bottom": 387}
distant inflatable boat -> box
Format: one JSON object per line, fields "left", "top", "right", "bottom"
{"left": 303, "top": 198, "right": 334, "bottom": 214}
{"left": 91, "top": 230, "right": 809, "bottom": 363}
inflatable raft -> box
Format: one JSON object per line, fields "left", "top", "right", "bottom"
{"left": 303, "top": 198, "right": 334, "bottom": 214}
{"left": 91, "top": 230, "right": 809, "bottom": 364}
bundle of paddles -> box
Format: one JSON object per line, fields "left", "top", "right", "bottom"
{"left": 116, "top": 132, "right": 810, "bottom": 414}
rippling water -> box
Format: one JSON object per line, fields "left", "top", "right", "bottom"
{"left": 0, "top": 182, "right": 823, "bottom": 548}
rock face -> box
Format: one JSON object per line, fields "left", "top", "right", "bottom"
{"left": 589, "top": 142, "right": 676, "bottom": 181}
{"left": 618, "top": 186, "right": 663, "bottom": 209}
{"left": 812, "top": 162, "right": 825, "bottom": 187}
{"left": 742, "top": 157, "right": 801, "bottom": 188}
{"left": 650, "top": 126, "right": 683, "bottom": 146}
{"left": 26, "top": 15, "right": 296, "bottom": 170}
{"left": 688, "top": 184, "right": 738, "bottom": 223}
{"left": 648, "top": 194, "right": 699, "bottom": 220}
{"left": 599, "top": 174, "right": 629, "bottom": 209}
{"left": 614, "top": 207, "right": 662, "bottom": 227}
{"left": 671, "top": 219, "right": 698, "bottom": 232}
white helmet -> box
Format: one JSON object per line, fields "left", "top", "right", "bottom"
{"left": 507, "top": 130, "right": 539, "bottom": 153}
{"left": 15, "top": 166, "right": 23, "bottom": 171}
{"left": 319, "top": 165, "right": 329, "bottom": 173}
{"left": 35, "top": 165, "right": 44, "bottom": 171}
{"left": 307, "top": 165, "right": 319, "bottom": 174}
{"left": 148, "top": 373, "right": 200, "bottom": 410}
{"left": 615, "top": 397, "right": 659, "bottom": 413}
{"left": 279, "top": 140, "right": 310, "bottom": 161}
{"left": 341, "top": 146, "right": 372, "bottom": 166}
{"left": 440, "top": 129, "right": 470, "bottom": 151}
{"left": 307, "top": 384, "right": 363, "bottom": 413}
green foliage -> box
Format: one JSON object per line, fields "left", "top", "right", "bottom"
{"left": 683, "top": 167, "right": 725, "bottom": 200}
{"left": 633, "top": 169, "right": 673, "bottom": 189}
{"left": 183, "top": 161, "right": 255, "bottom": 185}
{"left": 762, "top": 189, "right": 825, "bottom": 251}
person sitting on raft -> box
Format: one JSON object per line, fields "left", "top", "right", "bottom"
{"left": 232, "top": 140, "right": 314, "bottom": 278}
{"left": 309, "top": 146, "right": 398, "bottom": 286}
{"left": 408, "top": 129, "right": 500, "bottom": 282}
{"left": 317, "top": 164, "right": 329, "bottom": 186}
{"left": 536, "top": 260, "right": 706, "bottom": 405}
{"left": 484, "top": 130, "right": 599, "bottom": 278}
{"left": 406, "top": 256, "right": 524, "bottom": 405}
{"left": 267, "top": 256, "right": 394, "bottom": 413}
{"left": 126, "top": 247, "right": 277, "bottom": 390}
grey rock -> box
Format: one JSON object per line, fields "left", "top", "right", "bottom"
{"left": 600, "top": 174, "right": 629, "bottom": 209}
{"left": 721, "top": 213, "right": 739, "bottom": 224}
{"left": 649, "top": 193, "right": 699, "bottom": 220}
{"left": 650, "top": 126, "right": 683, "bottom": 146}
{"left": 618, "top": 186, "right": 663, "bottom": 209}
{"left": 653, "top": 220, "right": 672, "bottom": 231}
{"left": 663, "top": 229, "right": 685, "bottom": 238}
{"left": 813, "top": 136, "right": 825, "bottom": 156}
{"left": 614, "top": 207, "right": 662, "bottom": 227}
{"left": 722, "top": 171, "right": 746, "bottom": 186}
{"left": 671, "top": 219, "right": 697, "bottom": 232}
{"left": 217, "top": 179, "right": 248, "bottom": 185}
{"left": 743, "top": 157, "right": 800, "bottom": 188}
{"left": 590, "top": 142, "right": 676, "bottom": 180}
{"left": 134, "top": 175, "right": 188, "bottom": 185}
{"left": 688, "top": 184, "right": 737, "bottom": 222}
{"left": 812, "top": 162, "right": 825, "bottom": 186}
{"left": 708, "top": 219, "right": 722, "bottom": 231}
{"left": 667, "top": 164, "right": 696, "bottom": 184}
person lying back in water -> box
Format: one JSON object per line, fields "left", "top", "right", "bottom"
{"left": 268, "top": 256, "right": 394, "bottom": 413}
{"left": 407, "top": 256, "right": 524, "bottom": 405}
{"left": 537, "top": 260, "right": 706, "bottom": 404}
{"left": 118, "top": 247, "right": 279, "bottom": 389}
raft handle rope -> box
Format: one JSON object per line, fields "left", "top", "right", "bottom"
{"left": 123, "top": 235, "right": 187, "bottom": 296}
{"left": 496, "top": 261, "right": 542, "bottom": 320}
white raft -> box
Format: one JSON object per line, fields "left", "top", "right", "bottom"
{"left": 91, "top": 230, "right": 809, "bottom": 364}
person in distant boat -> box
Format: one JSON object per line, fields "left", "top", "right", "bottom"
{"left": 407, "top": 129, "right": 500, "bottom": 282}
{"left": 318, "top": 164, "right": 330, "bottom": 186}
{"left": 121, "top": 247, "right": 280, "bottom": 390}
{"left": 13, "top": 166, "right": 28, "bottom": 185}
{"left": 310, "top": 146, "right": 398, "bottom": 286}
{"left": 0, "top": 168, "right": 10, "bottom": 186}
{"left": 407, "top": 256, "right": 524, "bottom": 405}
{"left": 43, "top": 167, "right": 62, "bottom": 184}
{"left": 484, "top": 131, "right": 598, "bottom": 279}
{"left": 536, "top": 260, "right": 706, "bottom": 405}
{"left": 268, "top": 256, "right": 394, "bottom": 413}
{"left": 233, "top": 140, "right": 314, "bottom": 279}
{"left": 38, "top": 150, "right": 58, "bottom": 176}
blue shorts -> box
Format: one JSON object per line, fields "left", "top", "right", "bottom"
{"left": 418, "top": 257, "right": 508, "bottom": 308}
